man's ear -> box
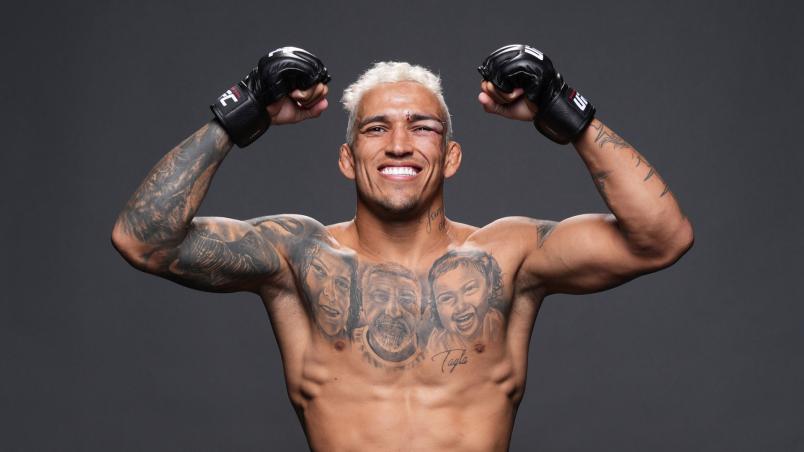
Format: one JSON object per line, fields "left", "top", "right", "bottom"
{"left": 339, "top": 143, "right": 356, "bottom": 180}
{"left": 443, "top": 141, "right": 462, "bottom": 179}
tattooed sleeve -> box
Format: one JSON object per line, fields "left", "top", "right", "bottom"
{"left": 159, "top": 217, "right": 284, "bottom": 293}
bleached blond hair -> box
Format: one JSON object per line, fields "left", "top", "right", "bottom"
{"left": 341, "top": 61, "right": 453, "bottom": 146}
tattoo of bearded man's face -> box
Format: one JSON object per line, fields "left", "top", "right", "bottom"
{"left": 361, "top": 264, "right": 424, "bottom": 362}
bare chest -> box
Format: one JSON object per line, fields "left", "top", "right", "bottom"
{"left": 261, "top": 236, "right": 541, "bottom": 379}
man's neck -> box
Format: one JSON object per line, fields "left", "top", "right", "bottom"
{"left": 348, "top": 197, "right": 452, "bottom": 266}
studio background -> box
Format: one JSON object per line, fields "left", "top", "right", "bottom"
{"left": 3, "top": 1, "right": 801, "bottom": 451}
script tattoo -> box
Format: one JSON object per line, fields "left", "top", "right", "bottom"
{"left": 420, "top": 205, "right": 447, "bottom": 233}
{"left": 431, "top": 348, "right": 469, "bottom": 374}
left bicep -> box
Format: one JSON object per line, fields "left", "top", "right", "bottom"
{"left": 522, "top": 213, "right": 672, "bottom": 295}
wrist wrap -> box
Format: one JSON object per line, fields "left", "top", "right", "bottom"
{"left": 211, "top": 82, "right": 270, "bottom": 147}
{"left": 533, "top": 74, "right": 596, "bottom": 145}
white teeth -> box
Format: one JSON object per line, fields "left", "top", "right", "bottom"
{"left": 381, "top": 166, "right": 418, "bottom": 176}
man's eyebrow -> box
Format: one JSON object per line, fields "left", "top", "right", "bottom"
{"left": 357, "top": 115, "right": 388, "bottom": 129}
{"left": 407, "top": 114, "right": 445, "bottom": 124}
{"left": 357, "top": 113, "right": 445, "bottom": 129}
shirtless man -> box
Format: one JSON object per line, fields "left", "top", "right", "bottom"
{"left": 111, "top": 45, "right": 693, "bottom": 451}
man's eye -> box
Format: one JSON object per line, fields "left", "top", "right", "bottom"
{"left": 412, "top": 126, "right": 437, "bottom": 134}
{"left": 371, "top": 290, "right": 390, "bottom": 303}
{"left": 364, "top": 126, "right": 386, "bottom": 134}
{"left": 398, "top": 290, "right": 416, "bottom": 305}
{"left": 412, "top": 121, "right": 443, "bottom": 134}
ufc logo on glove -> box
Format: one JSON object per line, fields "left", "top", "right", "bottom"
{"left": 218, "top": 88, "right": 239, "bottom": 107}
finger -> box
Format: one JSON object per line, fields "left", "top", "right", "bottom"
{"left": 296, "top": 83, "right": 328, "bottom": 109}
{"left": 301, "top": 97, "right": 329, "bottom": 119}
{"left": 304, "top": 83, "right": 328, "bottom": 108}
{"left": 505, "top": 87, "right": 525, "bottom": 102}
{"left": 484, "top": 81, "right": 524, "bottom": 105}
{"left": 291, "top": 85, "right": 316, "bottom": 104}
{"left": 484, "top": 83, "right": 510, "bottom": 105}
{"left": 478, "top": 92, "right": 505, "bottom": 115}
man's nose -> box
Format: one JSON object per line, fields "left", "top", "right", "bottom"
{"left": 385, "top": 296, "right": 403, "bottom": 317}
{"left": 386, "top": 127, "right": 414, "bottom": 157}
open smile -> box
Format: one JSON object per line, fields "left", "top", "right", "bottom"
{"left": 378, "top": 164, "right": 422, "bottom": 181}
{"left": 453, "top": 311, "right": 476, "bottom": 332}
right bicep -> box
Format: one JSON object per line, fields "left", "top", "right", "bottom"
{"left": 160, "top": 216, "right": 286, "bottom": 293}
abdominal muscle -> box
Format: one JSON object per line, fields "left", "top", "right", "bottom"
{"left": 271, "top": 312, "right": 527, "bottom": 452}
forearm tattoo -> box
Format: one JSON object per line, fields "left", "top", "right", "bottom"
{"left": 119, "top": 122, "right": 231, "bottom": 247}
{"left": 589, "top": 121, "right": 674, "bottom": 199}
{"left": 259, "top": 218, "right": 510, "bottom": 373}
{"left": 590, "top": 121, "right": 632, "bottom": 151}
{"left": 592, "top": 170, "right": 612, "bottom": 204}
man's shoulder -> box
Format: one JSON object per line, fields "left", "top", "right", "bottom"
{"left": 244, "top": 214, "right": 337, "bottom": 264}
{"left": 467, "top": 216, "right": 557, "bottom": 247}
{"left": 248, "top": 213, "right": 327, "bottom": 234}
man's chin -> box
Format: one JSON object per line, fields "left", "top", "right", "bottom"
{"left": 368, "top": 197, "right": 422, "bottom": 219}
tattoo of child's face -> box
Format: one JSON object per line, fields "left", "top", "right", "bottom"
{"left": 433, "top": 264, "right": 491, "bottom": 339}
{"left": 425, "top": 250, "right": 505, "bottom": 355}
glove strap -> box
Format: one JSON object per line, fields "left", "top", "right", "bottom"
{"left": 210, "top": 81, "right": 270, "bottom": 148}
{"left": 534, "top": 79, "right": 595, "bottom": 145}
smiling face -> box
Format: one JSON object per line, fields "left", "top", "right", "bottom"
{"left": 433, "top": 264, "right": 491, "bottom": 340}
{"left": 304, "top": 248, "right": 353, "bottom": 337}
{"left": 339, "top": 81, "right": 461, "bottom": 217}
{"left": 362, "top": 266, "right": 422, "bottom": 362}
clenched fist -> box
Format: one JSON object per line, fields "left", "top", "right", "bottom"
{"left": 211, "top": 46, "right": 331, "bottom": 147}
{"left": 478, "top": 44, "right": 594, "bottom": 144}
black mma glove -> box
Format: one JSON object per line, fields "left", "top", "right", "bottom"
{"left": 210, "top": 46, "right": 331, "bottom": 148}
{"left": 478, "top": 44, "right": 594, "bottom": 145}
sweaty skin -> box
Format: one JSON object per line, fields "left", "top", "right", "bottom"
{"left": 112, "top": 81, "right": 693, "bottom": 451}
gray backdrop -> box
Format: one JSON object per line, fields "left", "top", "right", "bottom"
{"left": 3, "top": 1, "right": 802, "bottom": 451}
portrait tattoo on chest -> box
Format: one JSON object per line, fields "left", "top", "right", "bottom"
{"left": 260, "top": 217, "right": 508, "bottom": 374}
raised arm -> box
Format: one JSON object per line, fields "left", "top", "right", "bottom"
{"left": 111, "top": 46, "right": 330, "bottom": 293}
{"left": 477, "top": 44, "right": 693, "bottom": 295}
{"left": 525, "top": 120, "right": 692, "bottom": 294}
